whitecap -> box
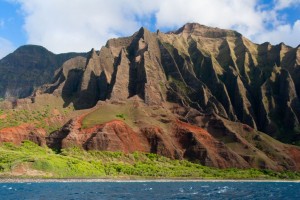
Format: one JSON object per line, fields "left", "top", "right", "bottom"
{"left": 217, "top": 186, "right": 229, "bottom": 194}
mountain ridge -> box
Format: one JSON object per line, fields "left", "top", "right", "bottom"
{"left": 0, "top": 44, "right": 87, "bottom": 99}
{"left": 1, "top": 23, "right": 300, "bottom": 171}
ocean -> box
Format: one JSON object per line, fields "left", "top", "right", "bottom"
{"left": 0, "top": 180, "right": 299, "bottom": 199}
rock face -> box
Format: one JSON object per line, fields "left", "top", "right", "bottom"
{"left": 44, "top": 115, "right": 300, "bottom": 171}
{"left": 1, "top": 23, "right": 300, "bottom": 171}
{"left": 39, "top": 23, "right": 300, "bottom": 144}
{"left": 46, "top": 118, "right": 148, "bottom": 153}
{"left": 46, "top": 117, "right": 249, "bottom": 169}
{"left": 0, "top": 45, "right": 87, "bottom": 99}
{"left": 0, "top": 124, "right": 46, "bottom": 146}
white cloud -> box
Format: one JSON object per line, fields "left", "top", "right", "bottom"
{"left": 0, "top": 37, "right": 15, "bottom": 59}
{"left": 14, "top": 0, "right": 160, "bottom": 53}
{"left": 274, "top": 0, "right": 300, "bottom": 10}
{"left": 153, "top": 0, "right": 300, "bottom": 46}
{"left": 254, "top": 20, "right": 300, "bottom": 46}
{"left": 11, "top": 0, "right": 300, "bottom": 53}
{"left": 155, "top": 0, "right": 266, "bottom": 38}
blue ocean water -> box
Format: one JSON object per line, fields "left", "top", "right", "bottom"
{"left": 0, "top": 181, "right": 299, "bottom": 200}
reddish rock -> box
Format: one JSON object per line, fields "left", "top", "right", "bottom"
{"left": 0, "top": 124, "right": 46, "bottom": 146}
{"left": 141, "top": 126, "right": 181, "bottom": 159}
{"left": 286, "top": 147, "right": 300, "bottom": 171}
{"left": 2, "top": 109, "right": 300, "bottom": 172}
{"left": 47, "top": 118, "right": 149, "bottom": 153}
{"left": 173, "top": 120, "right": 249, "bottom": 168}
{"left": 46, "top": 117, "right": 249, "bottom": 169}
{"left": 84, "top": 120, "right": 147, "bottom": 153}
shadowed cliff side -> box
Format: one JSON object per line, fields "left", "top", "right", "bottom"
{"left": 0, "top": 45, "right": 87, "bottom": 99}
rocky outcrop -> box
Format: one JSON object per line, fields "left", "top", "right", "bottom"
{"left": 0, "top": 124, "right": 46, "bottom": 146}
{"left": 46, "top": 117, "right": 249, "bottom": 168}
{"left": 43, "top": 113, "right": 300, "bottom": 171}
{"left": 47, "top": 119, "right": 148, "bottom": 153}
{"left": 1, "top": 101, "right": 300, "bottom": 171}
{"left": 173, "top": 120, "right": 250, "bottom": 168}
{"left": 189, "top": 112, "right": 300, "bottom": 171}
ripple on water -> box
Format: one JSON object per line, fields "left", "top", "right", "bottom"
{"left": 0, "top": 181, "right": 299, "bottom": 200}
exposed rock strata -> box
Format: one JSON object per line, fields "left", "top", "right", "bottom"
{"left": 0, "top": 124, "right": 46, "bottom": 146}
{"left": 43, "top": 115, "right": 300, "bottom": 171}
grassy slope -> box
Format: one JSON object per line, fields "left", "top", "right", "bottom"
{"left": 0, "top": 95, "right": 88, "bottom": 133}
{"left": 0, "top": 141, "right": 299, "bottom": 180}
{"left": 82, "top": 101, "right": 173, "bottom": 132}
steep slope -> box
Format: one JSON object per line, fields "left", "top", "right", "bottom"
{"left": 1, "top": 23, "right": 300, "bottom": 171}
{"left": 40, "top": 28, "right": 167, "bottom": 109}
{"left": 38, "top": 23, "right": 300, "bottom": 144}
{"left": 2, "top": 100, "right": 299, "bottom": 171}
{"left": 159, "top": 23, "right": 300, "bottom": 144}
{"left": 0, "top": 45, "right": 87, "bottom": 99}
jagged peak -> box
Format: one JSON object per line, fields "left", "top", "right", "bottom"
{"left": 274, "top": 42, "right": 286, "bottom": 48}
{"left": 266, "top": 42, "right": 293, "bottom": 50}
{"left": 138, "top": 26, "right": 150, "bottom": 33}
{"left": 87, "top": 48, "right": 99, "bottom": 60}
{"left": 261, "top": 41, "right": 271, "bottom": 46}
{"left": 135, "top": 26, "right": 152, "bottom": 39}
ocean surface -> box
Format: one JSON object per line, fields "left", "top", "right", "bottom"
{"left": 0, "top": 181, "right": 299, "bottom": 200}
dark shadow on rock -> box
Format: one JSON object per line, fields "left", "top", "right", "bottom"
{"left": 62, "top": 68, "right": 84, "bottom": 107}
{"left": 73, "top": 72, "right": 101, "bottom": 109}
{"left": 46, "top": 127, "right": 70, "bottom": 152}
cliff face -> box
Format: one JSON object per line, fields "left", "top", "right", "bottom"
{"left": 0, "top": 45, "right": 87, "bottom": 99}
{"left": 39, "top": 23, "right": 300, "bottom": 145}
{"left": 1, "top": 23, "right": 300, "bottom": 171}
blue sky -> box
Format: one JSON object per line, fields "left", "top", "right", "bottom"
{"left": 0, "top": 0, "right": 300, "bottom": 58}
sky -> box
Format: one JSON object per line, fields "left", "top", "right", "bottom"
{"left": 0, "top": 0, "right": 300, "bottom": 58}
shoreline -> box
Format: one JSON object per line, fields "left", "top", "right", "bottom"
{"left": 0, "top": 178, "right": 299, "bottom": 183}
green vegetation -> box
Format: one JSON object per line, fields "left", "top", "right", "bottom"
{"left": 82, "top": 104, "right": 135, "bottom": 129}
{"left": 116, "top": 114, "right": 126, "bottom": 120}
{"left": 0, "top": 104, "right": 74, "bottom": 133}
{"left": 1, "top": 141, "right": 300, "bottom": 179}
{"left": 81, "top": 102, "right": 172, "bottom": 132}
